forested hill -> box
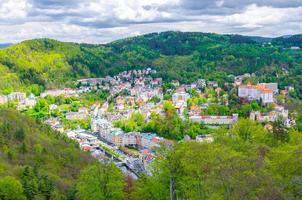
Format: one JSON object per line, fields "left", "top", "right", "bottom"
{"left": 0, "top": 31, "right": 301, "bottom": 98}
{"left": 0, "top": 109, "right": 96, "bottom": 199}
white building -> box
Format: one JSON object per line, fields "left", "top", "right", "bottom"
{"left": 190, "top": 114, "right": 239, "bottom": 125}
{"left": 238, "top": 84, "right": 274, "bottom": 104}
{"left": 172, "top": 89, "right": 190, "bottom": 115}
{"left": 7, "top": 92, "right": 26, "bottom": 102}
{"left": 196, "top": 135, "right": 214, "bottom": 143}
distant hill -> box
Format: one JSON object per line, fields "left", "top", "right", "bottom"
{"left": 0, "top": 31, "right": 301, "bottom": 98}
{"left": 247, "top": 36, "right": 273, "bottom": 44}
{"left": 273, "top": 34, "right": 302, "bottom": 47}
{"left": 0, "top": 43, "right": 12, "bottom": 48}
{"left": 0, "top": 109, "right": 96, "bottom": 198}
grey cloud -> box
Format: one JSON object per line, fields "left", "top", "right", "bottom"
{"left": 1, "top": 0, "right": 302, "bottom": 43}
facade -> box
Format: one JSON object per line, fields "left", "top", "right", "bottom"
{"left": 66, "top": 112, "right": 88, "bottom": 120}
{"left": 250, "top": 105, "right": 289, "bottom": 123}
{"left": 190, "top": 114, "right": 239, "bottom": 125}
{"left": 196, "top": 135, "right": 214, "bottom": 143}
{"left": 238, "top": 84, "right": 274, "bottom": 104}
{"left": 172, "top": 89, "right": 190, "bottom": 115}
{"left": 41, "top": 88, "right": 77, "bottom": 97}
{"left": 7, "top": 92, "right": 26, "bottom": 101}
{"left": 0, "top": 95, "right": 8, "bottom": 104}
{"left": 141, "top": 133, "right": 162, "bottom": 149}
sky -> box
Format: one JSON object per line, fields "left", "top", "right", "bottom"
{"left": 0, "top": 0, "right": 302, "bottom": 44}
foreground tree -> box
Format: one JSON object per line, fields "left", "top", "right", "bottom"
{"left": 76, "top": 163, "right": 124, "bottom": 200}
{"left": 0, "top": 176, "right": 26, "bottom": 200}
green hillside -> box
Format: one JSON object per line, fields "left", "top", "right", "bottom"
{"left": 0, "top": 109, "right": 96, "bottom": 199}
{"left": 0, "top": 32, "right": 301, "bottom": 98}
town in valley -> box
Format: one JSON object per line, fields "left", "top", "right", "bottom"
{"left": 0, "top": 68, "right": 296, "bottom": 178}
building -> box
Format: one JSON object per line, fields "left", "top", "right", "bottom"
{"left": 122, "top": 132, "right": 141, "bottom": 146}
{"left": 196, "top": 135, "right": 214, "bottom": 143}
{"left": 172, "top": 88, "right": 190, "bottom": 115}
{"left": 7, "top": 92, "right": 26, "bottom": 102}
{"left": 207, "top": 81, "right": 218, "bottom": 88}
{"left": 0, "top": 95, "right": 8, "bottom": 104}
{"left": 196, "top": 79, "right": 206, "bottom": 88}
{"left": 190, "top": 114, "right": 239, "bottom": 125}
{"left": 250, "top": 105, "right": 289, "bottom": 123}
{"left": 140, "top": 133, "right": 163, "bottom": 149}
{"left": 65, "top": 112, "right": 88, "bottom": 120}
{"left": 238, "top": 84, "right": 274, "bottom": 104}
{"left": 259, "top": 83, "right": 278, "bottom": 94}
{"left": 41, "top": 88, "right": 77, "bottom": 97}
{"left": 91, "top": 118, "right": 112, "bottom": 132}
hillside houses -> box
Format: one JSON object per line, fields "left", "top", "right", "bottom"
{"left": 249, "top": 105, "right": 294, "bottom": 127}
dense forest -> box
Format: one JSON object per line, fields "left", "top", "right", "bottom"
{"left": 0, "top": 31, "right": 301, "bottom": 98}
{"left": 0, "top": 109, "right": 98, "bottom": 199}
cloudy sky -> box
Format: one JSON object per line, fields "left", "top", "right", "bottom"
{"left": 0, "top": 0, "right": 302, "bottom": 43}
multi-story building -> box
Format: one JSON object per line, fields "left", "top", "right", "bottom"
{"left": 140, "top": 133, "right": 163, "bottom": 149}
{"left": 238, "top": 84, "right": 274, "bottom": 104}
{"left": 172, "top": 88, "right": 190, "bottom": 115}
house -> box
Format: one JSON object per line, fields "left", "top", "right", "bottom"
{"left": 207, "top": 81, "right": 218, "bottom": 88}
{"left": 7, "top": 92, "right": 26, "bottom": 102}
{"left": 190, "top": 114, "right": 239, "bottom": 125}
{"left": 0, "top": 95, "right": 8, "bottom": 104}
{"left": 171, "top": 80, "right": 180, "bottom": 87}
{"left": 45, "top": 117, "right": 61, "bottom": 127}
{"left": 78, "top": 107, "right": 89, "bottom": 114}
{"left": 238, "top": 84, "right": 274, "bottom": 104}
{"left": 196, "top": 135, "right": 214, "bottom": 143}
{"left": 41, "top": 88, "right": 77, "bottom": 97}
{"left": 196, "top": 79, "right": 206, "bottom": 88}
{"left": 65, "top": 112, "right": 88, "bottom": 120}
{"left": 49, "top": 104, "right": 58, "bottom": 111}
{"left": 140, "top": 133, "right": 163, "bottom": 149}
{"left": 250, "top": 105, "right": 289, "bottom": 124}
{"left": 172, "top": 88, "right": 190, "bottom": 115}
{"left": 152, "top": 78, "right": 163, "bottom": 86}
{"left": 259, "top": 83, "right": 278, "bottom": 94}
{"left": 91, "top": 118, "right": 112, "bottom": 132}
{"left": 122, "top": 132, "right": 141, "bottom": 146}
{"left": 290, "top": 46, "right": 300, "bottom": 50}
{"left": 115, "top": 96, "right": 125, "bottom": 111}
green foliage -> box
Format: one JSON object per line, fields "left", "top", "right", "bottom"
{"left": 115, "top": 101, "right": 210, "bottom": 140}
{"left": 0, "top": 109, "right": 96, "bottom": 198}
{"left": 76, "top": 163, "right": 124, "bottom": 200}
{"left": 132, "top": 119, "right": 302, "bottom": 200}
{"left": 0, "top": 176, "right": 26, "bottom": 200}
{"left": 114, "top": 112, "right": 146, "bottom": 132}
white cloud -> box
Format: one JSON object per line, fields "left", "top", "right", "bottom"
{"left": 0, "top": 0, "right": 31, "bottom": 23}
{"left": 0, "top": 0, "right": 302, "bottom": 43}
